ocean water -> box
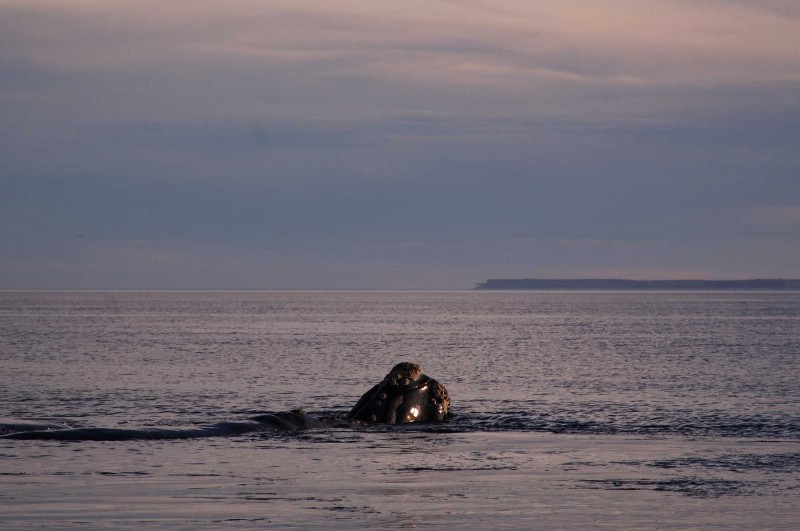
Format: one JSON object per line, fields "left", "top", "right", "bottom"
{"left": 1, "top": 290, "right": 799, "bottom": 529}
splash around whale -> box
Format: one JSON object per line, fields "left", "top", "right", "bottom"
{"left": 1, "top": 363, "right": 450, "bottom": 441}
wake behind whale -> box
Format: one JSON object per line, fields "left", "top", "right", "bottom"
{"left": 1, "top": 413, "right": 345, "bottom": 441}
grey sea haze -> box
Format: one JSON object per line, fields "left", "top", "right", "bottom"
{"left": 1, "top": 290, "right": 799, "bottom": 529}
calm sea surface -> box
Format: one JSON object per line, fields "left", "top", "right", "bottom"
{"left": 1, "top": 290, "right": 799, "bottom": 529}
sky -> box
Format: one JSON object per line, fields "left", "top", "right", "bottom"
{"left": 1, "top": 0, "right": 799, "bottom": 289}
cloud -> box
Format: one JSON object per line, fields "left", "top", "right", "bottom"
{"left": 1, "top": 1, "right": 799, "bottom": 287}
{"left": 751, "top": 206, "right": 800, "bottom": 226}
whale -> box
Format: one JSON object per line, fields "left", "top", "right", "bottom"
{"left": 1, "top": 362, "right": 450, "bottom": 440}
{"left": 348, "top": 362, "right": 450, "bottom": 424}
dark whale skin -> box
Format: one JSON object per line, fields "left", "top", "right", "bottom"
{"left": 347, "top": 362, "right": 450, "bottom": 424}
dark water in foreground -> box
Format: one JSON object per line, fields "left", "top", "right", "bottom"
{"left": 1, "top": 291, "right": 799, "bottom": 529}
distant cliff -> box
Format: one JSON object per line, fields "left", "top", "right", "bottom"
{"left": 474, "top": 278, "right": 800, "bottom": 290}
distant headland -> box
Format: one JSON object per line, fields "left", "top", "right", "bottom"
{"left": 474, "top": 278, "right": 800, "bottom": 290}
